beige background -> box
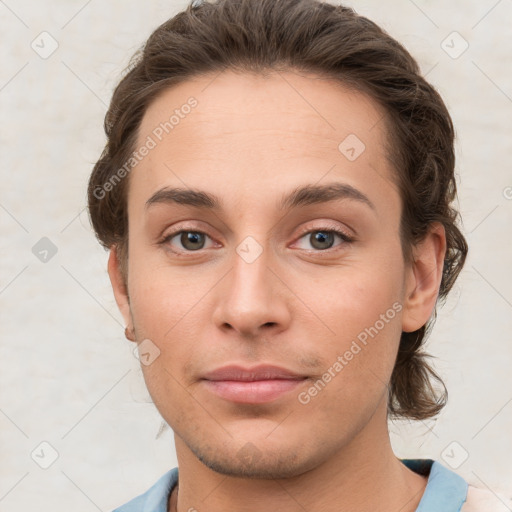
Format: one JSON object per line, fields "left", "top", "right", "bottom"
{"left": 1, "top": 0, "right": 511, "bottom": 510}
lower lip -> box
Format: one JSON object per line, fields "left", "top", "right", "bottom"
{"left": 202, "top": 379, "right": 306, "bottom": 404}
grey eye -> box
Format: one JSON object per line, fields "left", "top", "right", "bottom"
{"left": 180, "top": 231, "right": 206, "bottom": 250}
{"left": 309, "top": 231, "right": 335, "bottom": 250}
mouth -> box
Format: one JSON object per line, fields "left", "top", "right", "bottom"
{"left": 201, "top": 364, "right": 308, "bottom": 404}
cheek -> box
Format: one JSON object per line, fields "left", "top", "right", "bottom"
{"left": 126, "top": 258, "right": 223, "bottom": 395}
{"left": 129, "top": 276, "right": 206, "bottom": 416}
{"left": 127, "top": 253, "right": 214, "bottom": 337}
{"left": 293, "top": 245, "right": 405, "bottom": 394}
{"left": 302, "top": 248, "right": 405, "bottom": 343}
{"left": 294, "top": 285, "right": 403, "bottom": 435}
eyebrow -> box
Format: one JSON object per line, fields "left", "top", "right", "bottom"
{"left": 144, "top": 182, "right": 375, "bottom": 212}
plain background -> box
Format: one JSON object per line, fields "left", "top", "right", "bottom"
{"left": 1, "top": 0, "right": 511, "bottom": 510}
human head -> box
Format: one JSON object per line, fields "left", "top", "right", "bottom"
{"left": 88, "top": 0, "right": 467, "bottom": 437}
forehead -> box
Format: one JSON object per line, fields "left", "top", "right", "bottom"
{"left": 137, "top": 69, "right": 388, "bottom": 148}
{"left": 130, "top": 70, "right": 396, "bottom": 213}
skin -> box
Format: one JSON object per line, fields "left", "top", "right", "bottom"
{"left": 108, "top": 69, "right": 446, "bottom": 512}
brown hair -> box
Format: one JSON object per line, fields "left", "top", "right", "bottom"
{"left": 87, "top": 0, "right": 468, "bottom": 420}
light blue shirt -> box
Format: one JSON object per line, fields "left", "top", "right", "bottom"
{"left": 112, "top": 458, "right": 468, "bottom": 512}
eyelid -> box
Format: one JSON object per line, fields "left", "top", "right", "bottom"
{"left": 160, "top": 221, "right": 214, "bottom": 240}
{"left": 294, "top": 221, "right": 355, "bottom": 242}
{"left": 161, "top": 226, "right": 213, "bottom": 243}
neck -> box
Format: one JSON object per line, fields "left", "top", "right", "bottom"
{"left": 170, "top": 402, "right": 427, "bottom": 512}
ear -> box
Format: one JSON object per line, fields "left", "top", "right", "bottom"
{"left": 107, "top": 245, "right": 135, "bottom": 341}
{"left": 402, "top": 222, "right": 447, "bottom": 333}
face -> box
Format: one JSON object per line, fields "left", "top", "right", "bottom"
{"left": 110, "top": 70, "right": 434, "bottom": 479}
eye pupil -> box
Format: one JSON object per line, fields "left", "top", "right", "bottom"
{"left": 181, "top": 231, "right": 205, "bottom": 250}
{"left": 311, "top": 231, "right": 334, "bottom": 250}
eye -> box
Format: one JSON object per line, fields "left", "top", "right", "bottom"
{"left": 294, "top": 228, "right": 354, "bottom": 251}
{"left": 161, "top": 230, "right": 215, "bottom": 252}
{"left": 159, "top": 226, "right": 354, "bottom": 255}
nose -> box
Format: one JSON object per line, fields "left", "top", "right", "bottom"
{"left": 212, "top": 239, "right": 291, "bottom": 339}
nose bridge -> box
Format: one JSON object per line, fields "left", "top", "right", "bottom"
{"left": 233, "top": 235, "right": 269, "bottom": 300}
{"left": 213, "top": 234, "right": 290, "bottom": 337}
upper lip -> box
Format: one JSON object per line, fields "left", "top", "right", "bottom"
{"left": 202, "top": 365, "right": 307, "bottom": 382}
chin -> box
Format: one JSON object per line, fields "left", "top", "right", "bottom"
{"left": 196, "top": 449, "right": 311, "bottom": 479}
{"left": 183, "top": 433, "right": 327, "bottom": 480}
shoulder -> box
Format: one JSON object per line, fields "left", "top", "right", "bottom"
{"left": 401, "top": 458, "right": 512, "bottom": 512}
{"left": 112, "top": 467, "right": 178, "bottom": 512}
{"left": 461, "top": 485, "right": 512, "bottom": 512}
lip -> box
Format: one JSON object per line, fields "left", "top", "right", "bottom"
{"left": 201, "top": 364, "right": 308, "bottom": 404}
{"left": 202, "top": 364, "right": 305, "bottom": 381}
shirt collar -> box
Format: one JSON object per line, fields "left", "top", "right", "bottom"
{"left": 401, "top": 459, "right": 468, "bottom": 511}
{"left": 115, "top": 459, "right": 468, "bottom": 512}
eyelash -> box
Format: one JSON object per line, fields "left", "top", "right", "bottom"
{"left": 295, "top": 226, "right": 355, "bottom": 251}
{"left": 159, "top": 224, "right": 355, "bottom": 256}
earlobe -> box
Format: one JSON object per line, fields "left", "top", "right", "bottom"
{"left": 107, "top": 245, "right": 135, "bottom": 340}
{"left": 401, "top": 223, "right": 447, "bottom": 333}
